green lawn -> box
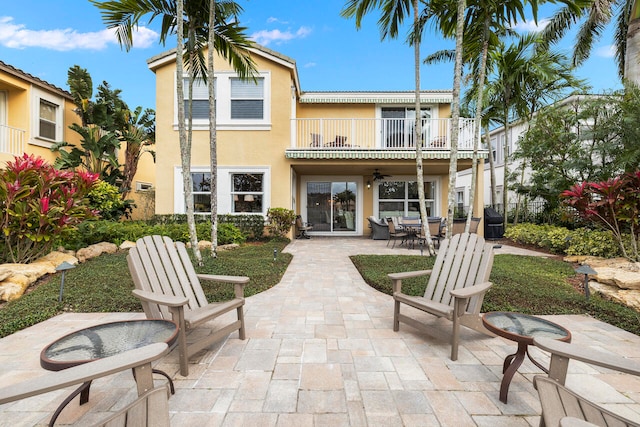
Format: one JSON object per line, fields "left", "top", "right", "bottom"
{"left": 351, "top": 253, "right": 640, "bottom": 336}
{"left": 2, "top": 242, "right": 639, "bottom": 339}
{"left": 0, "top": 240, "right": 292, "bottom": 338}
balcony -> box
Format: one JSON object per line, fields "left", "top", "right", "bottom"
{"left": 289, "top": 118, "right": 477, "bottom": 158}
{"left": 0, "top": 124, "right": 25, "bottom": 156}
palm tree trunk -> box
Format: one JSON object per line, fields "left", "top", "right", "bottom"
{"left": 502, "top": 109, "right": 510, "bottom": 230}
{"left": 208, "top": 0, "right": 218, "bottom": 257}
{"left": 413, "top": 0, "right": 435, "bottom": 256}
{"left": 486, "top": 127, "right": 497, "bottom": 208}
{"left": 625, "top": 15, "right": 640, "bottom": 84}
{"left": 466, "top": 13, "right": 490, "bottom": 231}
{"left": 446, "top": 0, "right": 466, "bottom": 237}
{"left": 176, "top": 0, "right": 202, "bottom": 264}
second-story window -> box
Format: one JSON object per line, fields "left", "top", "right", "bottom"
{"left": 177, "top": 74, "right": 269, "bottom": 129}
{"left": 39, "top": 100, "right": 58, "bottom": 140}
{"left": 230, "top": 78, "right": 264, "bottom": 119}
{"left": 183, "top": 78, "right": 213, "bottom": 120}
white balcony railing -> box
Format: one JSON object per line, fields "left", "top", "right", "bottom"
{"left": 291, "top": 118, "right": 476, "bottom": 150}
{"left": 0, "top": 124, "right": 25, "bottom": 156}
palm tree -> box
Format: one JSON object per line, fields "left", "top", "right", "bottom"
{"left": 342, "top": 0, "right": 437, "bottom": 255}
{"left": 484, "top": 33, "right": 584, "bottom": 229}
{"left": 93, "top": 0, "right": 256, "bottom": 260}
{"left": 541, "top": 0, "right": 640, "bottom": 83}
{"left": 423, "top": 0, "right": 540, "bottom": 231}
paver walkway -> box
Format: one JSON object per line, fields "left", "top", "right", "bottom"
{"left": 1, "top": 237, "right": 640, "bottom": 426}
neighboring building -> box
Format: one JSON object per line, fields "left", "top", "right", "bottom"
{"left": 456, "top": 94, "right": 596, "bottom": 216}
{"left": 0, "top": 61, "right": 80, "bottom": 166}
{"left": 148, "top": 44, "right": 488, "bottom": 237}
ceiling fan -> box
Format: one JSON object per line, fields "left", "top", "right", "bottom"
{"left": 372, "top": 169, "right": 391, "bottom": 181}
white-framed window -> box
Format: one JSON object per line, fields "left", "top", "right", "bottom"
{"left": 31, "top": 88, "right": 64, "bottom": 145}
{"left": 230, "top": 78, "right": 264, "bottom": 119}
{"left": 135, "top": 181, "right": 153, "bottom": 191}
{"left": 174, "top": 166, "right": 270, "bottom": 215}
{"left": 175, "top": 72, "right": 270, "bottom": 130}
{"left": 377, "top": 178, "right": 438, "bottom": 218}
{"left": 191, "top": 172, "right": 212, "bottom": 213}
{"left": 39, "top": 100, "right": 57, "bottom": 140}
{"left": 230, "top": 172, "right": 264, "bottom": 213}
{"left": 182, "top": 78, "right": 213, "bottom": 120}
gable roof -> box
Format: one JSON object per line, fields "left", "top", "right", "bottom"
{"left": 0, "top": 60, "right": 73, "bottom": 100}
{"left": 147, "top": 43, "right": 301, "bottom": 94}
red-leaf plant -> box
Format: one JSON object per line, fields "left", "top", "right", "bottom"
{"left": 0, "top": 154, "right": 98, "bottom": 263}
{"left": 561, "top": 171, "right": 640, "bottom": 261}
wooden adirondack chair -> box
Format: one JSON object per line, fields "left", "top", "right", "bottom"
{"left": 533, "top": 337, "right": 640, "bottom": 427}
{"left": 0, "top": 343, "right": 171, "bottom": 427}
{"left": 127, "top": 235, "right": 249, "bottom": 376}
{"left": 389, "top": 232, "right": 495, "bottom": 360}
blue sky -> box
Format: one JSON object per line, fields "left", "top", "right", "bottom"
{"left": 0, "top": 0, "right": 622, "bottom": 110}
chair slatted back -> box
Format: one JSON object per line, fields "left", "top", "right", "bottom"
{"left": 128, "top": 235, "right": 208, "bottom": 319}
{"left": 427, "top": 218, "right": 442, "bottom": 237}
{"left": 423, "top": 233, "right": 494, "bottom": 313}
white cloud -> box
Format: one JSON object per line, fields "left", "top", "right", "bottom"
{"left": 595, "top": 44, "right": 616, "bottom": 58}
{"left": 511, "top": 18, "right": 550, "bottom": 33}
{"left": 0, "top": 16, "right": 158, "bottom": 51}
{"left": 267, "top": 17, "right": 289, "bottom": 25}
{"left": 304, "top": 62, "right": 316, "bottom": 68}
{"left": 251, "top": 26, "right": 312, "bottom": 46}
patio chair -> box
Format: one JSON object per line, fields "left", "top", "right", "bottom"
{"left": 386, "top": 217, "right": 409, "bottom": 248}
{"left": 451, "top": 217, "right": 481, "bottom": 235}
{"left": 127, "top": 235, "right": 248, "bottom": 376}
{"left": 0, "top": 343, "right": 171, "bottom": 427}
{"left": 415, "top": 217, "right": 444, "bottom": 249}
{"left": 296, "top": 215, "right": 313, "bottom": 238}
{"left": 533, "top": 337, "right": 640, "bottom": 427}
{"left": 389, "top": 232, "right": 494, "bottom": 360}
{"left": 368, "top": 216, "right": 389, "bottom": 240}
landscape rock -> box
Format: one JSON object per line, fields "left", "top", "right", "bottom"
{"left": 119, "top": 240, "right": 136, "bottom": 250}
{"left": 76, "top": 242, "right": 118, "bottom": 262}
{"left": 590, "top": 281, "right": 640, "bottom": 312}
{"left": 0, "top": 251, "right": 79, "bottom": 302}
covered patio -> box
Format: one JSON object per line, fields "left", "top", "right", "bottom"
{"left": 1, "top": 237, "right": 639, "bottom": 426}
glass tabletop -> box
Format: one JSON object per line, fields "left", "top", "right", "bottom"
{"left": 482, "top": 312, "right": 571, "bottom": 341}
{"left": 41, "top": 319, "right": 178, "bottom": 370}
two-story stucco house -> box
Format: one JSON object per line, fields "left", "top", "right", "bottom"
{"left": 148, "top": 44, "right": 487, "bottom": 237}
{"left": 0, "top": 61, "right": 80, "bottom": 166}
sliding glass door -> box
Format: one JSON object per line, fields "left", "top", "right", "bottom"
{"left": 305, "top": 179, "right": 358, "bottom": 234}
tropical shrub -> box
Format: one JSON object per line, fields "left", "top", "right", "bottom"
{"left": 562, "top": 171, "right": 640, "bottom": 261}
{"left": 87, "top": 180, "right": 134, "bottom": 220}
{"left": 59, "top": 219, "right": 246, "bottom": 250}
{"left": 504, "top": 223, "right": 621, "bottom": 258}
{"left": 266, "top": 208, "right": 296, "bottom": 237}
{"left": 0, "top": 154, "right": 98, "bottom": 263}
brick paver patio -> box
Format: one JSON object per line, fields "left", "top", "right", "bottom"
{"left": 1, "top": 237, "right": 639, "bottom": 426}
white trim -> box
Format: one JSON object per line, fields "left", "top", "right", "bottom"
{"left": 30, "top": 87, "right": 65, "bottom": 145}
{"left": 173, "top": 71, "right": 271, "bottom": 130}
{"left": 174, "top": 166, "right": 271, "bottom": 215}
{"left": 372, "top": 175, "right": 441, "bottom": 218}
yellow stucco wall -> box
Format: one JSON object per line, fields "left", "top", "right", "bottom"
{"left": 152, "top": 50, "right": 295, "bottom": 215}
{"left": 0, "top": 69, "right": 79, "bottom": 166}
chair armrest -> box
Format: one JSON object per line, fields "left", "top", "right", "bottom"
{"left": 132, "top": 289, "right": 189, "bottom": 307}
{"left": 0, "top": 343, "right": 168, "bottom": 404}
{"left": 197, "top": 274, "right": 250, "bottom": 285}
{"left": 388, "top": 270, "right": 432, "bottom": 294}
{"left": 197, "top": 274, "right": 249, "bottom": 299}
{"left": 450, "top": 282, "right": 492, "bottom": 299}
{"left": 533, "top": 337, "right": 640, "bottom": 381}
